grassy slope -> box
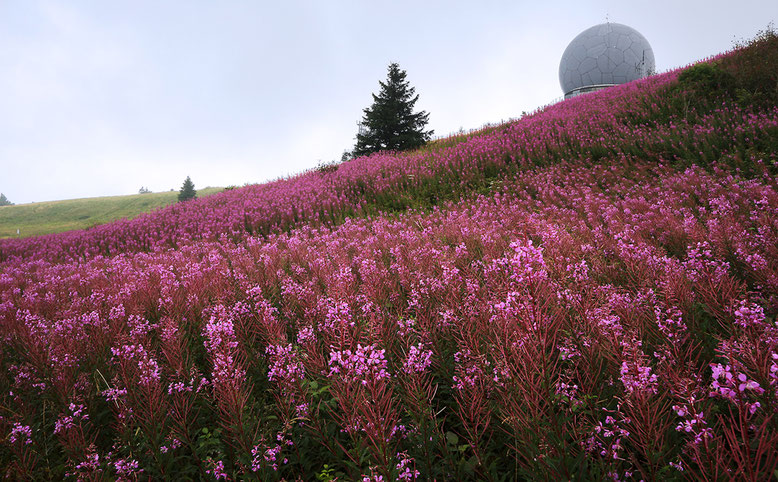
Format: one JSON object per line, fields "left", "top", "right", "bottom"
{"left": 0, "top": 188, "right": 223, "bottom": 239}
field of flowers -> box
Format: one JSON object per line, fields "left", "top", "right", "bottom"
{"left": 1, "top": 31, "right": 777, "bottom": 480}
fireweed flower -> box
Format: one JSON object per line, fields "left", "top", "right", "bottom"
{"left": 438, "top": 309, "right": 456, "bottom": 329}
{"left": 8, "top": 363, "right": 48, "bottom": 394}
{"left": 202, "top": 314, "right": 239, "bottom": 354}
{"left": 327, "top": 344, "right": 389, "bottom": 384}
{"left": 9, "top": 423, "right": 32, "bottom": 445}
{"left": 507, "top": 239, "right": 548, "bottom": 284}
{"left": 205, "top": 459, "right": 227, "bottom": 480}
{"left": 396, "top": 452, "right": 420, "bottom": 480}
{"left": 672, "top": 398, "right": 713, "bottom": 445}
{"left": 555, "top": 380, "right": 583, "bottom": 408}
{"left": 452, "top": 349, "right": 491, "bottom": 391}
{"left": 619, "top": 357, "right": 658, "bottom": 396}
{"left": 320, "top": 298, "right": 354, "bottom": 334}
{"left": 710, "top": 363, "right": 764, "bottom": 414}
{"left": 108, "top": 304, "right": 126, "bottom": 322}
{"left": 167, "top": 376, "right": 207, "bottom": 395}
{"left": 73, "top": 451, "right": 101, "bottom": 474}
{"left": 127, "top": 314, "right": 157, "bottom": 340}
{"left": 397, "top": 318, "right": 416, "bottom": 337}
{"left": 160, "top": 437, "right": 182, "bottom": 453}
{"left": 654, "top": 305, "right": 687, "bottom": 340}
{"left": 683, "top": 241, "right": 730, "bottom": 283}
{"left": 167, "top": 381, "right": 192, "bottom": 394}
{"left": 566, "top": 259, "right": 590, "bottom": 283}
{"left": 296, "top": 325, "right": 315, "bottom": 345}
{"left": 114, "top": 458, "right": 142, "bottom": 479}
{"left": 54, "top": 403, "right": 89, "bottom": 435}
{"left": 592, "top": 309, "right": 625, "bottom": 340}
{"left": 102, "top": 387, "right": 128, "bottom": 402}
{"left": 402, "top": 343, "right": 433, "bottom": 375}
{"left": 251, "top": 433, "right": 293, "bottom": 472}
{"left": 669, "top": 460, "right": 684, "bottom": 472}
{"left": 732, "top": 300, "right": 767, "bottom": 328}
{"left": 361, "top": 469, "right": 385, "bottom": 482}
{"left": 266, "top": 343, "right": 305, "bottom": 384}
{"left": 584, "top": 410, "right": 631, "bottom": 461}
{"left": 558, "top": 336, "right": 584, "bottom": 361}
{"left": 295, "top": 402, "right": 310, "bottom": 418}
{"left": 110, "top": 344, "right": 161, "bottom": 386}
{"left": 202, "top": 311, "right": 246, "bottom": 386}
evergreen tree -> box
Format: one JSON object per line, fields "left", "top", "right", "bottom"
{"left": 178, "top": 176, "right": 197, "bottom": 202}
{"left": 0, "top": 193, "right": 13, "bottom": 206}
{"left": 353, "top": 63, "right": 433, "bottom": 157}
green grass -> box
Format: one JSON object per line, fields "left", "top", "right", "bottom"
{"left": 0, "top": 187, "right": 224, "bottom": 239}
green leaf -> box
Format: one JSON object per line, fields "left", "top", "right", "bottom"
{"left": 464, "top": 455, "right": 479, "bottom": 473}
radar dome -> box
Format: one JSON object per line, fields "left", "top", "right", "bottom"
{"left": 559, "top": 23, "right": 655, "bottom": 98}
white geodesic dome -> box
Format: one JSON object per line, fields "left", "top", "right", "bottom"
{"left": 559, "top": 23, "right": 655, "bottom": 98}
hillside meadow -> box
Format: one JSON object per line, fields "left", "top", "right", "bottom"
{"left": 0, "top": 188, "right": 224, "bottom": 239}
{"left": 0, "top": 30, "right": 777, "bottom": 480}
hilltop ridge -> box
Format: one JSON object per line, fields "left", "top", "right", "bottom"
{"left": 0, "top": 188, "right": 224, "bottom": 239}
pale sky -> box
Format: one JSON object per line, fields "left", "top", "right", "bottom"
{"left": 1, "top": 0, "right": 776, "bottom": 204}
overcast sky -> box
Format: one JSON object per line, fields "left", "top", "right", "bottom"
{"left": 1, "top": 0, "right": 776, "bottom": 204}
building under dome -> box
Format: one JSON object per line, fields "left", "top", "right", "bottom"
{"left": 559, "top": 22, "right": 655, "bottom": 99}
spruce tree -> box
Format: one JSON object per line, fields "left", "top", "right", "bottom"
{"left": 178, "top": 176, "right": 197, "bottom": 202}
{"left": 0, "top": 193, "right": 12, "bottom": 206}
{"left": 353, "top": 63, "right": 433, "bottom": 157}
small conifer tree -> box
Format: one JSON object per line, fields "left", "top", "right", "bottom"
{"left": 353, "top": 63, "right": 433, "bottom": 157}
{"left": 0, "top": 193, "right": 13, "bottom": 206}
{"left": 178, "top": 176, "right": 197, "bottom": 202}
